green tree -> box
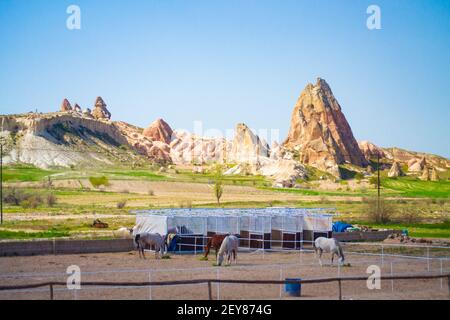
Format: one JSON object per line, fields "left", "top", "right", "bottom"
{"left": 213, "top": 164, "right": 224, "bottom": 205}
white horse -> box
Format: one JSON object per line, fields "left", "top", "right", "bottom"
{"left": 217, "top": 235, "right": 238, "bottom": 266}
{"left": 314, "top": 237, "right": 345, "bottom": 266}
{"left": 134, "top": 232, "right": 166, "bottom": 259}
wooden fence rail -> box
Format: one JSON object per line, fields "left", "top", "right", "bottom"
{"left": 0, "top": 272, "right": 449, "bottom": 300}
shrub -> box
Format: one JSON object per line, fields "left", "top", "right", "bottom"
{"left": 89, "top": 176, "right": 110, "bottom": 188}
{"left": 120, "top": 189, "right": 130, "bottom": 194}
{"left": 397, "top": 208, "right": 422, "bottom": 224}
{"left": 3, "top": 188, "right": 27, "bottom": 205}
{"left": 20, "top": 195, "right": 42, "bottom": 209}
{"left": 45, "top": 193, "right": 57, "bottom": 207}
{"left": 363, "top": 197, "right": 395, "bottom": 224}
{"left": 116, "top": 200, "right": 127, "bottom": 209}
{"left": 147, "top": 189, "right": 155, "bottom": 196}
{"left": 178, "top": 200, "right": 192, "bottom": 208}
{"left": 369, "top": 176, "right": 379, "bottom": 186}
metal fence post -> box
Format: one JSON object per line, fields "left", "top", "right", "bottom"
{"left": 148, "top": 271, "right": 152, "bottom": 300}
{"left": 390, "top": 262, "right": 394, "bottom": 293}
{"left": 447, "top": 276, "right": 450, "bottom": 297}
{"left": 338, "top": 279, "right": 342, "bottom": 300}
{"left": 440, "top": 259, "right": 443, "bottom": 290}
{"left": 381, "top": 244, "right": 384, "bottom": 266}
{"left": 279, "top": 266, "right": 283, "bottom": 299}
{"left": 49, "top": 284, "right": 54, "bottom": 300}
{"left": 208, "top": 281, "right": 213, "bottom": 300}
{"left": 216, "top": 268, "right": 220, "bottom": 300}
{"left": 427, "top": 247, "right": 430, "bottom": 272}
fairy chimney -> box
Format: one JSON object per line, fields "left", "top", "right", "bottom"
{"left": 91, "top": 96, "right": 111, "bottom": 120}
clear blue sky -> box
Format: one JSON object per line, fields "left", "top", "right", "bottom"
{"left": 0, "top": 0, "right": 449, "bottom": 157}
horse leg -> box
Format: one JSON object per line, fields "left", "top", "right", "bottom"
{"left": 318, "top": 249, "right": 323, "bottom": 267}
{"left": 331, "top": 252, "right": 335, "bottom": 265}
{"left": 141, "top": 247, "right": 146, "bottom": 259}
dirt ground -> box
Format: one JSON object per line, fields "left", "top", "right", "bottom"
{"left": 0, "top": 250, "right": 448, "bottom": 300}
{"left": 8, "top": 179, "right": 363, "bottom": 207}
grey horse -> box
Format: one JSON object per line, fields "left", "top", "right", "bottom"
{"left": 134, "top": 232, "right": 166, "bottom": 259}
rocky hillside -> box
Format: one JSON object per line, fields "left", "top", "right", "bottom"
{"left": 1, "top": 80, "right": 448, "bottom": 185}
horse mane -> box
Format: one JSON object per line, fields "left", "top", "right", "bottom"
{"left": 218, "top": 236, "right": 229, "bottom": 255}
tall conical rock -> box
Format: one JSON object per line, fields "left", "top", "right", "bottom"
{"left": 60, "top": 99, "right": 72, "bottom": 112}
{"left": 143, "top": 118, "right": 173, "bottom": 144}
{"left": 430, "top": 167, "right": 439, "bottom": 181}
{"left": 228, "top": 123, "right": 269, "bottom": 163}
{"left": 283, "top": 78, "right": 367, "bottom": 176}
{"left": 92, "top": 96, "right": 111, "bottom": 120}
{"left": 388, "top": 161, "right": 404, "bottom": 177}
{"left": 420, "top": 167, "right": 430, "bottom": 181}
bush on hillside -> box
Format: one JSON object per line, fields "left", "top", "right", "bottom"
{"left": 89, "top": 176, "right": 110, "bottom": 188}
{"left": 363, "top": 197, "right": 395, "bottom": 224}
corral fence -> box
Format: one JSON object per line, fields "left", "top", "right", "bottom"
{"left": 0, "top": 272, "right": 449, "bottom": 300}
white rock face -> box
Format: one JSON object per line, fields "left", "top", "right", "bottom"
{"left": 228, "top": 123, "right": 269, "bottom": 164}
{"left": 169, "top": 129, "right": 231, "bottom": 164}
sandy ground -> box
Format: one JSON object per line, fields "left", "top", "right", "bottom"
{"left": 0, "top": 250, "right": 449, "bottom": 300}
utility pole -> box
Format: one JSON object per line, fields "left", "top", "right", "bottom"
{"left": 377, "top": 152, "right": 381, "bottom": 215}
{"left": 1, "top": 143, "right": 3, "bottom": 224}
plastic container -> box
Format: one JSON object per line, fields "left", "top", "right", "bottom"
{"left": 284, "top": 278, "right": 302, "bottom": 297}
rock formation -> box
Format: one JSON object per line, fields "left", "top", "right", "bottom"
{"left": 169, "top": 130, "right": 230, "bottom": 164}
{"left": 73, "top": 103, "right": 82, "bottom": 113}
{"left": 143, "top": 118, "right": 173, "bottom": 144}
{"left": 283, "top": 78, "right": 367, "bottom": 176}
{"left": 431, "top": 167, "right": 439, "bottom": 181}
{"left": 60, "top": 99, "right": 72, "bottom": 112}
{"left": 92, "top": 96, "right": 111, "bottom": 120}
{"left": 408, "top": 157, "right": 426, "bottom": 172}
{"left": 420, "top": 167, "right": 430, "bottom": 181}
{"left": 228, "top": 123, "right": 269, "bottom": 163}
{"left": 358, "top": 140, "right": 385, "bottom": 160}
{"left": 83, "top": 108, "right": 93, "bottom": 118}
{"left": 388, "top": 161, "right": 404, "bottom": 177}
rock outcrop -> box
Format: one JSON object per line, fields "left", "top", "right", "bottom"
{"left": 73, "top": 104, "right": 82, "bottom": 113}
{"left": 388, "top": 161, "right": 404, "bottom": 177}
{"left": 283, "top": 78, "right": 367, "bottom": 176}
{"left": 408, "top": 157, "right": 426, "bottom": 172}
{"left": 169, "top": 130, "right": 230, "bottom": 164}
{"left": 60, "top": 99, "right": 72, "bottom": 112}
{"left": 92, "top": 96, "right": 111, "bottom": 120}
{"left": 228, "top": 123, "right": 269, "bottom": 163}
{"left": 420, "top": 167, "right": 430, "bottom": 181}
{"left": 83, "top": 108, "right": 93, "bottom": 118}
{"left": 358, "top": 140, "right": 385, "bottom": 160}
{"left": 143, "top": 118, "right": 173, "bottom": 144}
{"left": 431, "top": 167, "right": 439, "bottom": 181}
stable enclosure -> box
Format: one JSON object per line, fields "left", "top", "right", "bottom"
{"left": 131, "top": 208, "right": 334, "bottom": 252}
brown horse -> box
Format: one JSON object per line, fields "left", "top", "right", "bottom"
{"left": 204, "top": 234, "right": 227, "bottom": 259}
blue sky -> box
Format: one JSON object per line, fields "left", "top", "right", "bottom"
{"left": 0, "top": 0, "right": 449, "bottom": 157}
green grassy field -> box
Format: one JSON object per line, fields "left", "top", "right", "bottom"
{"left": 2, "top": 165, "right": 60, "bottom": 182}
{"left": 381, "top": 177, "right": 450, "bottom": 198}
{"left": 1, "top": 163, "right": 449, "bottom": 240}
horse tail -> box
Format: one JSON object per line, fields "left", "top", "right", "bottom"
{"left": 335, "top": 239, "right": 344, "bottom": 260}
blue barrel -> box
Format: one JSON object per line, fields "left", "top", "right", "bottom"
{"left": 284, "top": 278, "right": 302, "bottom": 297}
